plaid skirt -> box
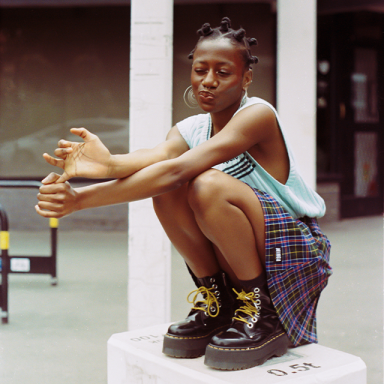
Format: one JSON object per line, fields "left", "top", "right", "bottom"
{"left": 249, "top": 187, "right": 332, "bottom": 347}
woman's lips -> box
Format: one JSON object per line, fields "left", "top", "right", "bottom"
{"left": 198, "top": 91, "right": 215, "bottom": 102}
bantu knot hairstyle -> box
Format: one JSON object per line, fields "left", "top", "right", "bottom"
{"left": 219, "top": 17, "right": 231, "bottom": 32}
{"left": 198, "top": 23, "right": 214, "bottom": 37}
{"left": 188, "top": 17, "right": 259, "bottom": 69}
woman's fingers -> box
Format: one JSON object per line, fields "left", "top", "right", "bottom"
{"left": 36, "top": 200, "right": 64, "bottom": 211}
{"left": 54, "top": 147, "right": 73, "bottom": 159}
{"left": 43, "top": 153, "right": 65, "bottom": 168}
{"left": 70, "top": 127, "right": 97, "bottom": 142}
{"left": 35, "top": 204, "right": 63, "bottom": 218}
{"left": 41, "top": 172, "right": 62, "bottom": 185}
{"left": 41, "top": 171, "right": 69, "bottom": 185}
{"left": 37, "top": 190, "right": 66, "bottom": 203}
{"left": 57, "top": 139, "right": 73, "bottom": 148}
{"left": 55, "top": 172, "right": 70, "bottom": 184}
{"left": 36, "top": 188, "right": 67, "bottom": 218}
{"left": 36, "top": 178, "right": 75, "bottom": 218}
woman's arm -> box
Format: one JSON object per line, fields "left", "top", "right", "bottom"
{"left": 109, "top": 126, "right": 189, "bottom": 179}
{"left": 36, "top": 104, "right": 280, "bottom": 218}
{"left": 36, "top": 157, "right": 186, "bottom": 218}
{"left": 43, "top": 125, "right": 189, "bottom": 182}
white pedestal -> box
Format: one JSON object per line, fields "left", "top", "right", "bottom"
{"left": 107, "top": 323, "right": 366, "bottom": 384}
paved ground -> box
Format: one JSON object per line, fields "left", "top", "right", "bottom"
{"left": 0, "top": 215, "right": 382, "bottom": 383}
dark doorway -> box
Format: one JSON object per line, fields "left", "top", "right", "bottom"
{"left": 317, "top": 12, "right": 383, "bottom": 218}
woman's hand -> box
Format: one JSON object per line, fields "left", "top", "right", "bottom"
{"left": 43, "top": 127, "right": 112, "bottom": 183}
{"left": 35, "top": 173, "right": 80, "bottom": 218}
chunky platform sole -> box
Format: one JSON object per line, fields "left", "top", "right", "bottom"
{"left": 204, "top": 332, "right": 290, "bottom": 370}
{"left": 162, "top": 325, "right": 230, "bottom": 358}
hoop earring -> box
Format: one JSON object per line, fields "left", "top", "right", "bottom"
{"left": 183, "top": 86, "right": 199, "bottom": 109}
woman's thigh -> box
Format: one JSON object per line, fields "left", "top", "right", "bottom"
{"left": 188, "top": 169, "right": 266, "bottom": 263}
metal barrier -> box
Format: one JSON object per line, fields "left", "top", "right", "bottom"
{"left": 0, "top": 203, "right": 9, "bottom": 324}
{"left": 0, "top": 180, "right": 58, "bottom": 324}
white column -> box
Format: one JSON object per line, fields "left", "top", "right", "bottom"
{"left": 128, "top": 0, "right": 173, "bottom": 330}
{"left": 277, "top": 0, "right": 317, "bottom": 189}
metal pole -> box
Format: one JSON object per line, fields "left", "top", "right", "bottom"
{"left": 128, "top": 0, "right": 174, "bottom": 330}
{"left": 50, "top": 218, "right": 59, "bottom": 286}
{"left": 0, "top": 204, "right": 9, "bottom": 324}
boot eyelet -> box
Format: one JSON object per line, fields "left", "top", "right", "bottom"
{"left": 210, "top": 307, "right": 216, "bottom": 312}
{"left": 251, "top": 317, "right": 258, "bottom": 323}
{"left": 212, "top": 284, "right": 218, "bottom": 289}
{"left": 247, "top": 323, "right": 254, "bottom": 328}
{"left": 204, "top": 312, "right": 208, "bottom": 316}
{"left": 254, "top": 288, "right": 260, "bottom": 294}
{"left": 219, "top": 303, "right": 222, "bottom": 308}
{"left": 255, "top": 299, "right": 261, "bottom": 305}
{"left": 210, "top": 278, "right": 215, "bottom": 283}
{"left": 215, "top": 291, "right": 220, "bottom": 296}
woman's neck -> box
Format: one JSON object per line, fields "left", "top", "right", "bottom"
{"left": 210, "top": 97, "right": 246, "bottom": 135}
{"left": 210, "top": 113, "right": 233, "bottom": 135}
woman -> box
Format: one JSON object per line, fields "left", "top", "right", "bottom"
{"left": 36, "top": 17, "right": 332, "bottom": 371}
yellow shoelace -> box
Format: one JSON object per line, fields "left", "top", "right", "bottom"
{"left": 232, "top": 288, "right": 261, "bottom": 325}
{"left": 187, "top": 286, "right": 220, "bottom": 318}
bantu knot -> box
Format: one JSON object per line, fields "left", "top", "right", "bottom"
{"left": 219, "top": 17, "right": 232, "bottom": 32}
{"left": 198, "top": 23, "right": 213, "bottom": 37}
{"left": 233, "top": 28, "right": 246, "bottom": 42}
{"left": 251, "top": 56, "right": 259, "bottom": 64}
{"left": 247, "top": 37, "right": 258, "bottom": 46}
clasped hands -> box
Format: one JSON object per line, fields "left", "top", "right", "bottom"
{"left": 35, "top": 128, "right": 111, "bottom": 218}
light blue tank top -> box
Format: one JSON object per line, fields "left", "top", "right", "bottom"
{"left": 176, "top": 97, "right": 325, "bottom": 219}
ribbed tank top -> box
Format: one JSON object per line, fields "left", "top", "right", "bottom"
{"left": 176, "top": 97, "right": 325, "bottom": 219}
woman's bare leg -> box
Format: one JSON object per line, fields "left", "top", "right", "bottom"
{"left": 158, "top": 184, "right": 239, "bottom": 358}
{"left": 154, "top": 169, "right": 265, "bottom": 285}
{"left": 187, "top": 169, "right": 266, "bottom": 284}
{"left": 152, "top": 183, "right": 220, "bottom": 278}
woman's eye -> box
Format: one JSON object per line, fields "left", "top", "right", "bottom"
{"left": 218, "top": 71, "right": 230, "bottom": 76}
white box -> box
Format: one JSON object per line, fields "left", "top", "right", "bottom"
{"left": 108, "top": 323, "right": 366, "bottom": 384}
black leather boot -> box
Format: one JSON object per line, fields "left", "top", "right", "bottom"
{"left": 204, "top": 282, "right": 290, "bottom": 370}
{"left": 162, "top": 270, "right": 235, "bottom": 358}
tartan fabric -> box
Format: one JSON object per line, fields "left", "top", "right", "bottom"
{"left": 249, "top": 187, "right": 332, "bottom": 347}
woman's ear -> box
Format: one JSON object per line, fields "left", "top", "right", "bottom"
{"left": 243, "top": 69, "right": 253, "bottom": 91}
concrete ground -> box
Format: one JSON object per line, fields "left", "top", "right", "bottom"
{"left": 0, "top": 215, "right": 382, "bottom": 384}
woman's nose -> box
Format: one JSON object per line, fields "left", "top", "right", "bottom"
{"left": 202, "top": 70, "right": 217, "bottom": 88}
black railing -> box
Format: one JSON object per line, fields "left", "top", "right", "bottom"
{"left": 0, "top": 180, "right": 58, "bottom": 324}
{"left": 0, "top": 203, "right": 9, "bottom": 324}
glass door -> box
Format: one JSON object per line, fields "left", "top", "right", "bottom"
{"left": 337, "top": 15, "right": 383, "bottom": 218}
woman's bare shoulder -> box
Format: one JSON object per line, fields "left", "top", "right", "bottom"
{"left": 230, "top": 102, "right": 279, "bottom": 144}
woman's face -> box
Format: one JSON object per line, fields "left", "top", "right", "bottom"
{"left": 191, "top": 38, "right": 252, "bottom": 114}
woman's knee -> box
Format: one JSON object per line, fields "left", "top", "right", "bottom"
{"left": 187, "top": 169, "right": 224, "bottom": 212}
